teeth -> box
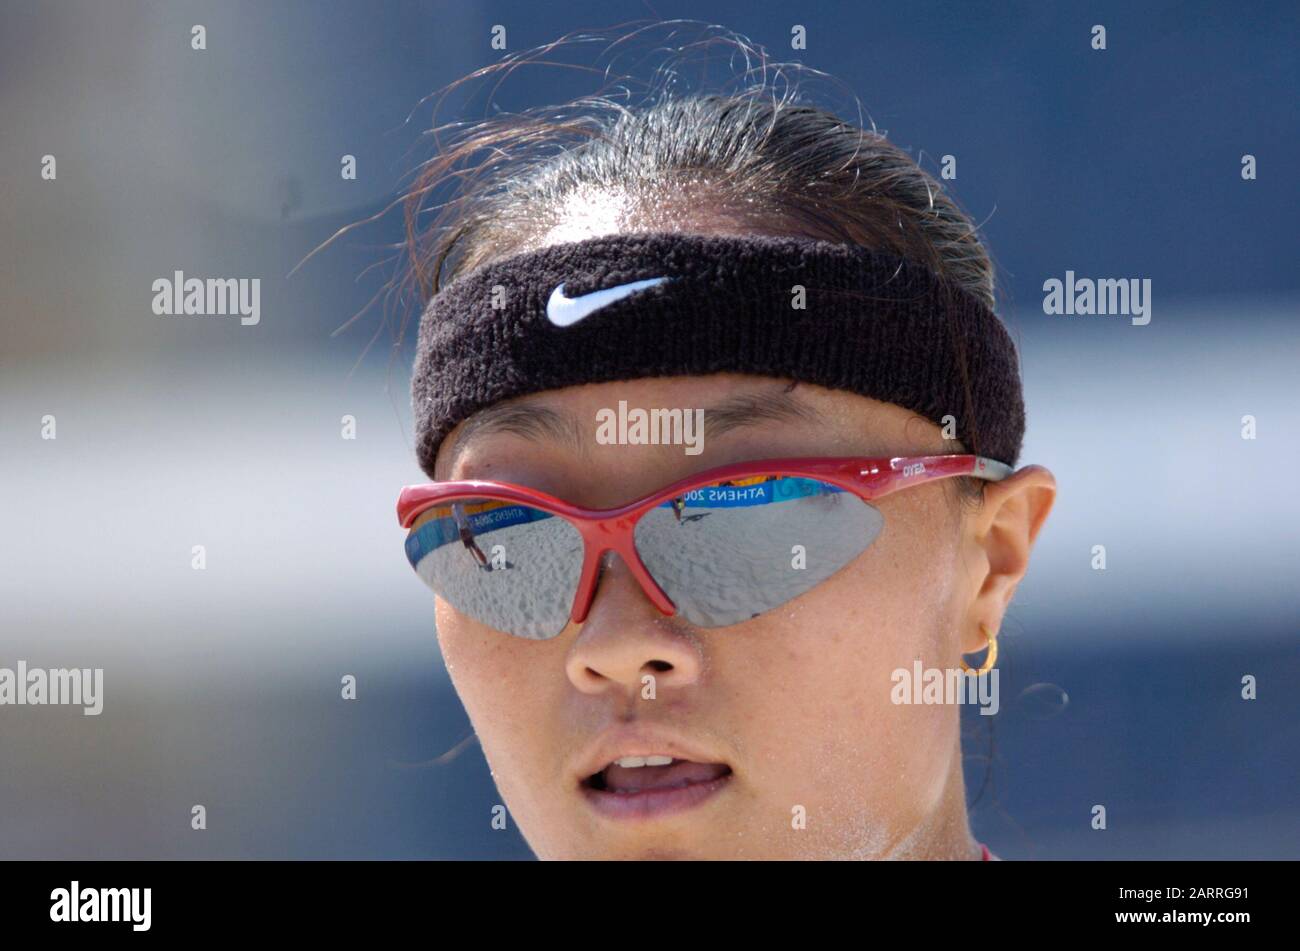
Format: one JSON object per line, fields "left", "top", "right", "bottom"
{"left": 612, "top": 754, "right": 675, "bottom": 768}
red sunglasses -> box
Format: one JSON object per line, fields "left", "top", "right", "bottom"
{"left": 397, "top": 454, "right": 1013, "bottom": 640}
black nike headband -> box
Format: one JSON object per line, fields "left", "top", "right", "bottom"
{"left": 412, "top": 231, "right": 1025, "bottom": 476}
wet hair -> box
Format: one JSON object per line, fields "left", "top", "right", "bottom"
{"left": 383, "top": 23, "right": 1004, "bottom": 510}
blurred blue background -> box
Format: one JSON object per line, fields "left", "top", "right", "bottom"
{"left": 1, "top": 0, "right": 1297, "bottom": 858}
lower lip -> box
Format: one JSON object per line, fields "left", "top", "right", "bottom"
{"left": 580, "top": 771, "right": 733, "bottom": 821}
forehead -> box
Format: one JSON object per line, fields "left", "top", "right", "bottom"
{"left": 530, "top": 184, "right": 790, "bottom": 251}
{"left": 434, "top": 374, "right": 939, "bottom": 480}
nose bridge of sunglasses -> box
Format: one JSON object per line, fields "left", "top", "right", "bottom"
{"left": 569, "top": 526, "right": 677, "bottom": 623}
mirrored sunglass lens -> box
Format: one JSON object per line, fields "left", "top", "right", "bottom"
{"left": 405, "top": 497, "right": 583, "bottom": 640}
{"left": 633, "top": 476, "right": 883, "bottom": 627}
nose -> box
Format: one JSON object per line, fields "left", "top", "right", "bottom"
{"left": 565, "top": 552, "right": 704, "bottom": 695}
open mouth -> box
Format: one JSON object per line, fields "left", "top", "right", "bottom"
{"left": 580, "top": 756, "right": 733, "bottom": 819}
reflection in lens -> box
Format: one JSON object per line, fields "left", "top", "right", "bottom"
{"left": 634, "top": 476, "right": 883, "bottom": 627}
{"left": 404, "top": 498, "right": 583, "bottom": 640}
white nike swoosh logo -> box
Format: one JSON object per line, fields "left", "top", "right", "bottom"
{"left": 546, "top": 276, "right": 671, "bottom": 327}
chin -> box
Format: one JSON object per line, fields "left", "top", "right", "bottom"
{"left": 534, "top": 834, "right": 712, "bottom": 861}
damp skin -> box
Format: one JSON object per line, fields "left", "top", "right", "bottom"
{"left": 429, "top": 373, "right": 1056, "bottom": 859}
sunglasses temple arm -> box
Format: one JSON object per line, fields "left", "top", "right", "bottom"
{"left": 856, "top": 455, "right": 1014, "bottom": 497}
{"left": 972, "top": 456, "right": 1014, "bottom": 481}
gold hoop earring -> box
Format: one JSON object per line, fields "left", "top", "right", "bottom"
{"left": 961, "top": 622, "right": 999, "bottom": 675}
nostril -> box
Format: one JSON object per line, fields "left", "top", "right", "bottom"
{"left": 646, "top": 660, "right": 672, "bottom": 672}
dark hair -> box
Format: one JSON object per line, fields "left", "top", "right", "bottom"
{"left": 385, "top": 23, "right": 1004, "bottom": 508}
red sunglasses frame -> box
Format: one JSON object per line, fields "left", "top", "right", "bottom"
{"left": 397, "top": 454, "right": 1014, "bottom": 628}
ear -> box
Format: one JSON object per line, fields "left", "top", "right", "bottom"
{"left": 960, "top": 464, "right": 1057, "bottom": 654}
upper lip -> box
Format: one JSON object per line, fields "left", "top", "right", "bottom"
{"left": 573, "top": 725, "right": 731, "bottom": 784}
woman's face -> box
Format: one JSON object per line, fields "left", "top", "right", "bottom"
{"left": 430, "top": 372, "right": 1045, "bottom": 859}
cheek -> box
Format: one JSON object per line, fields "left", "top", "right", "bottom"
{"left": 433, "top": 599, "right": 482, "bottom": 689}
{"left": 720, "top": 502, "right": 962, "bottom": 852}
{"left": 434, "top": 602, "right": 590, "bottom": 856}
{"left": 434, "top": 601, "right": 542, "bottom": 767}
